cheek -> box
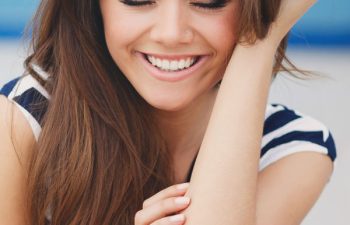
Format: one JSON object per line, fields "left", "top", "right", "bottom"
{"left": 216, "top": 12, "right": 239, "bottom": 53}
{"left": 213, "top": 20, "right": 237, "bottom": 57}
{"left": 103, "top": 15, "right": 138, "bottom": 53}
{"left": 194, "top": 10, "right": 239, "bottom": 56}
{"left": 193, "top": 10, "right": 239, "bottom": 81}
{"left": 100, "top": 5, "right": 149, "bottom": 55}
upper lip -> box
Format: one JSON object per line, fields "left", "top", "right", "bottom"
{"left": 140, "top": 51, "right": 208, "bottom": 60}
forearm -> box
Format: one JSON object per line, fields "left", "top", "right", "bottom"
{"left": 183, "top": 41, "right": 278, "bottom": 225}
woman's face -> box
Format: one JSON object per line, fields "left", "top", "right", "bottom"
{"left": 100, "top": 0, "right": 239, "bottom": 111}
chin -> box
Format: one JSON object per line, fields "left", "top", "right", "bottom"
{"left": 143, "top": 91, "right": 193, "bottom": 112}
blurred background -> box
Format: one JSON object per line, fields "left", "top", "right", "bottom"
{"left": 0, "top": 0, "right": 349, "bottom": 224}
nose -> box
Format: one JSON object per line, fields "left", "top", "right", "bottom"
{"left": 149, "top": 3, "right": 194, "bottom": 46}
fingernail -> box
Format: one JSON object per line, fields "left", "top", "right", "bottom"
{"left": 176, "top": 183, "right": 189, "bottom": 190}
{"left": 175, "top": 197, "right": 190, "bottom": 205}
{"left": 169, "top": 214, "right": 185, "bottom": 222}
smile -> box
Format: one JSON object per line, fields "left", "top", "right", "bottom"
{"left": 136, "top": 52, "right": 210, "bottom": 82}
{"left": 145, "top": 54, "right": 200, "bottom": 72}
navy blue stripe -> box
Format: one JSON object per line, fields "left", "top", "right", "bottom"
{"left": 261, "top": 131, "right": 336, "bottom": 161}
{"left": 270, "top": 103, "right": 288, "bottom": 111}
{"left": 12, "top": 87, "right": 48, "bottom": 125}
{"left": 270, "top": 103, "right": 285, "bottom": 108}
{"left": 325, "top": 132, "right": 337, "bottom": 161}
{"left": 0, "top": 77, "right": 21, "bottom": 97}
{"left": 263, "top": 108, "right": 301, "bottom": 135}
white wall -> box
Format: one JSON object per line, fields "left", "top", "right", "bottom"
{"left": 269, "top": 47, "right": 350, "bottom": 225}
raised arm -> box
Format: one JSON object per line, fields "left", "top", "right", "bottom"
{"left": 181, "top": 1, "right": 319, "bottom": 225}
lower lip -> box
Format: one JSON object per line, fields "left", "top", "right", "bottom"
{"left": 135, "top": 52, "right": 210, "bottom": 82}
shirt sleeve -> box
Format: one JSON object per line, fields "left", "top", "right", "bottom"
{"left": 259, "top": 103, "right": 337, "bottom": 174}
{"left": 0, "top": 75, "right": 49, "bottom": 141}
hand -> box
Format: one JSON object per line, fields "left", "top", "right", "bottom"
{"left": 134, "top": 183, "right": 191, "bottom": 225}
{"left": 268, "top": 0, "right": 318, "bottom": 44}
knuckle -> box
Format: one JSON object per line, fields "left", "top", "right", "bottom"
{"left": 142, "top": 184, "right": 182, "bottom": 212}
{"left": 142, "top": 199, "right": 149, "bottom": 208}
{"left": 156, "top": 217, "right": 171, "bottom": 225}
{"left": 134, "top": 210, "right": 144, "bottom": 224}
{"left": 159, "top": 188, "right": 169, "bottom": 196}
{"left": 159, "top": 199, "right": 169, "bottom": 210}
{"left": 163, "top": 198, "right": 175, "bottom": 209}
{"left": 154, "top": 218, "right": 166, "bottom": 225}
{"left": 163, "top": 185, "right": 176, "bottom": 195}
{"left": 171, "top": 184, "right": 179, "bottom": 192}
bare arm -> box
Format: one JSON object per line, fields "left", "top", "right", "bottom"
{"left": 0, "top": 95, "right": 34, "bottom": 225}
{"left": 182, "top": 37, "right": 275, "bottom": 225}
{"left": 181, "top": 1, "right": 319, "bottom": 225}
{"left": 255, "top": 152, "right": 333, "bottom": 225}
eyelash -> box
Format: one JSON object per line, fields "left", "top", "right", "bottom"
{"left": 119, "top": 0, "right": 228, "bottom": 10}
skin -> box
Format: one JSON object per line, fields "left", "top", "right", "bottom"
{"left": 0, "top": 95, "right": 34, "bottom": 225}
{"left": 99, "top": 0, "right": 239, "bottom": 163}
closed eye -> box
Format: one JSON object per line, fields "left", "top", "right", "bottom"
{"left": 119, "top": 0, "right": 156, "bottom": 6}
{"left": 191, "top": 0, "right": 229, "bottom": 10}
{"left": 119, "top": 0, "right": 229, "bottom": 10}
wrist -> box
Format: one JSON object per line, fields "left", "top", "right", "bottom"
{"left": 236, "top": 38, "right": 279, "bottom": 55}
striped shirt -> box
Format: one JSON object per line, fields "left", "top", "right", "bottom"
{"left": 0, "top": 72, "right": 337, "bottom": 176}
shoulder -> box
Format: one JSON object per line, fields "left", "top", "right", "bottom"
{"left": 0, "top": 93, "right": 37, "bottom": 162}
{"left": 0, "top": 69, "right": 51, "bottom": 141}
{"left": 0, "top": 91, "right": 36, "bottom": 223}
{"left": 260, "top": 103, "right": 337, "bottom": 172}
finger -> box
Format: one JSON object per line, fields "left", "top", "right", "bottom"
{"left": 143, "top": 183, "right": 190, "bottom": 209}
{"left": 151, "top": 214, "right": 186, "bottom": 225}
{"left": 135, "top": 196, "right": 190, "bottom": 225}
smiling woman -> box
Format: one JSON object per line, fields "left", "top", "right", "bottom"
{"left": 99, "top": 0, "right": 240, "bottom": 110}
{"left": 0, "top": 0, "right": 336, "bottom": 225}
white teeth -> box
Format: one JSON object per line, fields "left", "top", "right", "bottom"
{"left": 170, "top": 61, "right": 178, "bottom": 70}
{"left": 178, "top": 59, "right": 185, "bottom": 69}
{"left": 156, "top": 58, "right": 162, "bottom": 67}
{"left": 146, "top": 55, "right": 197, "bottom": 71}
{"left": 162, "top": 60, "right": 170, "bottom": 70}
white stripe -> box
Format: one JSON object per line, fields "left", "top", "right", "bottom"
{"left": 261, "top": 115, "right": 329, "bottom": 149}
{"left": 12, "top": 100, "right": 42, "bottom": 141}
{"left": 7, "top": 74, "right": 50, "bottom": 100}
{"left": 31, "top": 63, "right": 50, "bottom": 81}
{"left": 259, "top": 141, "right": 329, "bottom": 171}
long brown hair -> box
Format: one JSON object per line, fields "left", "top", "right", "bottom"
{"left": 22, "top": 0, "right": 303, "bottom": 224}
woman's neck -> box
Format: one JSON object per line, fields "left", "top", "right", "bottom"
{"left": 152, "top": 87, "right": 219, "bottom": 156}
